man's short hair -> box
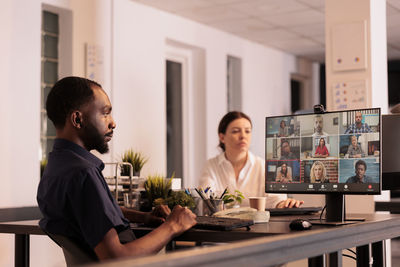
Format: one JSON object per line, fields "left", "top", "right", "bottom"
{"left": 46, "top": 76, "right": 101, "bottom": 128}
{"left": 355, "top": 160, "right": 367, "bottom": 170}
{"left": 281, "top": 140, "right": 290, "bottom": 146}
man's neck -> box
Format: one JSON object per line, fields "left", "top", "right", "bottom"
{"left": 56, "top": 128, "right": 87, "bottom": 151}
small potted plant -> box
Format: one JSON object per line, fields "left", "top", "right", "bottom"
{"left": 144, "top": 174, "right": 172, "bottom": 209}
{"left": 120, "top": 149, "right": 148, "bottom": 177}
{"left": 165, "top": 191, "right": 195, "bottom": 210}
{"left": 222, "top": 190, "right": 245, "bottom": 209}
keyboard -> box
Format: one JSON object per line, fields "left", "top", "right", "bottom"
{"left": 194, "top": 216, "right": 254, "bottom": 231}
{"left": 267, "top": 206, "right": 322, "bottom": 216}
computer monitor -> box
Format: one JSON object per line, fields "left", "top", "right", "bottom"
{"left": 265, "top": 108, "right": 381, "bottom": 222}
{"left": 382, "top": 114, "right": 400, "bottom": 190}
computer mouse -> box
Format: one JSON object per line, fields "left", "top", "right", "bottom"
{"left": 289, "top": 219, "right": 312, "bottom": 231}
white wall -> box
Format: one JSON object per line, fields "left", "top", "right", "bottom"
{"left": 0, "top": 0, "right": 42, "bottom": 207}
{"left": 0, "top": 0, "right": 301, "bottom": 265}
{"left": 112, "top": 0, "right": 297, "bottom": 168}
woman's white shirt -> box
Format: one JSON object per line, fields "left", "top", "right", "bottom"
{"left": 199, "top": 152, "right": 286, "bottom": 208}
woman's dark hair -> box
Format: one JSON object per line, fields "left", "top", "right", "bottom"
{"left": 280, "top": 163, "right": 288, "bottom": 176}
{"left": 46, "top": 76, "right": 101, "bottom": 128}
{"left": 218, "top": 111, "right": 252, "bottom": 151}
{"left": 319, "top": 138, "right": 325, "bottom": 147}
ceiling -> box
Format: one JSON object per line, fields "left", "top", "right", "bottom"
{"left": 132, "top": 0, "right": 400, "bottom": 62}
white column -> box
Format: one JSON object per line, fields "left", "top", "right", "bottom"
{"left": 325, "top": 1, "right": 390, "bottom": 265}
{"left": 325, "top": 0, "right": 388, "bottom": 113}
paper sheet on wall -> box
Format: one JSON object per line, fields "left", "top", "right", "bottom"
{"left": 332, "top": 80, "right": 368, "bottom": 110}
{"left": 85, "top": 43, "right": 104, "bottom": 84}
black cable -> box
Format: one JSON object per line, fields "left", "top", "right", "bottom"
{"left": 343, "top": 254, "right": 357, "bottom": 261}
{"left": 346, "top": 248, "right": 356, "bottom": 255}
{"left": 319, "top": 205, "right": 327, "bottom": 221}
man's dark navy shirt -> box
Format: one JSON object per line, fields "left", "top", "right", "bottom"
{"left": 37, "top": 139, "right": 132, "bottom": 251}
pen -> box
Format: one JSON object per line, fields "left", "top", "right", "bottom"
{"left": 194, "top": 188, "right": 203, "bottom": 199}
{"left": 184, "top": 188, "right": 191, "bottom": 196}
{"left": 220, "top": 187, "right": 228, "bottom": 199}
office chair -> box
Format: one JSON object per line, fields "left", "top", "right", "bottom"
{"left": 43, "top": 230, "right": 98, "bottom": 266}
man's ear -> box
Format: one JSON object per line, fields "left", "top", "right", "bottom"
{"left": 71, "top": 111, "right": 83, "bottom": 129}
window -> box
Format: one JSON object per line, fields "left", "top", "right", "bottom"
{"left": 166, "top": 60, "right": 183, "bottom": 178}
{"left": 40, "top": 11, "right": 59, "bottom": 160}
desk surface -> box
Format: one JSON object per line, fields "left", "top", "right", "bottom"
{"left": 0, "top": 220, "right": 44, "bottom": 235}
{"left": 93, "top": 213, "right": 400, "bottom": 267}
{"left": 3, "top": 214, "right": 400, "bottom": 267}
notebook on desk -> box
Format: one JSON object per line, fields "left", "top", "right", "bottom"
{"left": 194, "top": 216, "right": 254, "bottom": 231}
{"left": 267, "top": 206, "right": 322, "bottom": 216}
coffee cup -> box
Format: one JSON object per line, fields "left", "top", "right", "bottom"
{"left": 249, "top": 197, "right": 266, "bottom": 211}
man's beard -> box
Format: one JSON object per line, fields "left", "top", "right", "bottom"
{"left": 80, "top": 121, "right": 109, "bottom": 154}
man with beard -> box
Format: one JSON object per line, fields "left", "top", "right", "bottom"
{"left": 345, "top": 160, "right": 374, "bottom": 183}
{"left": 344, "top": 111, "right": 372, "bottom": 134}
{"left": 280, "top": 140, "right": 297, "bottom": 160}
{"left": 37, "top": 77, "right": 196, "bottom": 261}
{"left": 312, "top": 115, "right": 328, "bottom": 137}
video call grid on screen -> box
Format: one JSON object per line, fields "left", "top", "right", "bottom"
{"left": 265, "top": 108, "right": 381, "bottom": 194}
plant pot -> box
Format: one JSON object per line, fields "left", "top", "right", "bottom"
{"left": 120, "top": 168, "right": 141, "bottom": 177}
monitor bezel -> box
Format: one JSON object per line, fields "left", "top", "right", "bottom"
{"left": 265, "top": 107, "right": 382, "bottom": 195}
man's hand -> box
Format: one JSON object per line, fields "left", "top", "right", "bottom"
{"left": 165, "top": 205, "right": 197, "bottom": 237}
{"left": 97, "top": 205, "right": 195, "bottom": 260}
{"left": 276, "top": 198, "right": 304, "bottom": 208}
{"left": 144, "top": 205, "right": 171, "bottom": 226}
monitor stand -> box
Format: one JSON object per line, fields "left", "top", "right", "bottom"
{"left": 311, "top": 194, "right": 365, "bottom": 226}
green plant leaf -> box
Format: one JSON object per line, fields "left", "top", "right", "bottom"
{"left": 121, "top": 149, "right": 148, "bottom": 174}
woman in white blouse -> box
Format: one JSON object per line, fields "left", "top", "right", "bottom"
{"left": 199, "top": 111, "right": 303, "bottom": 208}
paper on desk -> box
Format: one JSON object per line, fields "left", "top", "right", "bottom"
{"left": 214, "top": 207, "right": 270, "bottom": 223}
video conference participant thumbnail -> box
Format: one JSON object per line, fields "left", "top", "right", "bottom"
{"left": 339, "top": 158, "right": 380, "bottom": 184}
{"left": 265, "top": 138, "right": 300, "bottom": 160}
{"left": 339, "top": 133, "right": 380, "bottom": 158}
{"left": 266, "top": 116, "right": 299, "bottom": 137}
{"left": 301, "top": 160, "right": 339, "bottom": 183}
{"left": 300, "top": 135, "right": 339, "bottom": 160}
{"left": 340, "top": 109, "right": 380, "bottom": 134}
{"left": 280, "top": 139, "right": 299, "bottom": 160}
{"left": 266, "top": 160, "right": 300, "bottom": 183}
{"left": 344, "top": 111, "right": 372, "bottom": 134}
{"left": 299, "top": 113, "right": 340, "bottom": 137}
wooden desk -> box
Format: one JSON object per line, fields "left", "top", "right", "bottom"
{"left": 0, "top": 207, "right": 42, "bottom": 267}
{"left": 93, "top": 213, "right": 400, "bottom": 267}
{"left": 0, "top": 220, "right": 44, "bottom": 267}
{"left": 2, "top": 214, "right": 400, "bottom": 267}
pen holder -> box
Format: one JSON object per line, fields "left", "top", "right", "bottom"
{"left": 203, "top": 199, "right": 224, "bottom": 216}
{"left": 193, "top": 198, "right": 224, "bottom": 216}
{"left": 192, "top": 197, "right": 203, "bottom": 216}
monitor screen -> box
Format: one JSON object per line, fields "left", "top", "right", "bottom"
{"left": 265, "top": 108, "right": 381, "bottom": 194}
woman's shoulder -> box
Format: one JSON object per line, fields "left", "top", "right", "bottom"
{"left": 202, "top": 153, "right": 226, "bottom": 171}
{"left": 207, "top": 153, "right": 225, "bottom": 163}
